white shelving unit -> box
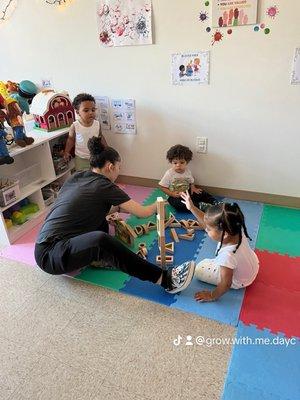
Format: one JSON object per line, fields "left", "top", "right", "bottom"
{"left": 0, "top": 128, "right": 73, "bottom": 246}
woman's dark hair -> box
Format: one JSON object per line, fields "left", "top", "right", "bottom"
{"left": 88, "top": 137, "right": 120, "bottom": 168}
{"left": 72, "top": 93, "right": 95, "bottom": 111}
{"left": 166, "top": 144, "right": 193, "bottom": 163}
{"left": 205, "top": 202, "right": 251, "bottom": 255}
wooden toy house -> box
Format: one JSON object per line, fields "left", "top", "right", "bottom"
{"left": 30, "top": 91, "right": 75, "bottom": 131}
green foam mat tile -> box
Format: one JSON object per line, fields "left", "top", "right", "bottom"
{"left": 74, "top": 268, "right": 130, "bottom": 291}
{"left": 256, "top": 205, "right": 300, "bottom": 257}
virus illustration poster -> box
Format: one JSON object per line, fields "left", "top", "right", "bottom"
{"left": 96, "top": 0, "right": 152, "bottom": 47}
{"left": 171, "top": 51, "right": 210, "bottom": 86}
{"left": 291, "top": 48, "right": 300, "bottom": 85}
{"left": 212, "top": 0, "right": 258, "bottom": 28}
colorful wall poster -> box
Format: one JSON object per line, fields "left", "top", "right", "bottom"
{"left": 111, "top": 99, "right": 137, "bottom": 134}
{"left": 96, "top": 0, "right": 152, "bottom": 47}
{"left": 95, "top": 96, "right": 111, "bottom": 131}
{"left": 171, "top": 51, "right": 210, "bottom": 85}
{"left": 212, "top": 0, "right": 258, "bottom": 28}
{"left": 291, "top": 48, "right": 300, "bottom": 85}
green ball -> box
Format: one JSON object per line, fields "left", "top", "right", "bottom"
{"left": 205, "top": 1, "right": 209, "bottom": 6}
{"left": 264, "top": 28, "right": 270, "bottom": 34}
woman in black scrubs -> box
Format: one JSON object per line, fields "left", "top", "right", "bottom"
{"left": 35, "top": 137, "right": 195, "bottom": 294}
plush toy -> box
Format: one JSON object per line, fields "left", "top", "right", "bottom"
{"left": 6, "top": 98, "right": 34, "bottom": 147}
{"left": 9, "top": 80, "right": 37, "bottom": 114}
{"left": 0, "top": 94, "right": 14, "bottom": 165}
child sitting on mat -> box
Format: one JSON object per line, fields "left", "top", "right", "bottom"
{"left": 158, "top": 144, "right": 217, "bottom": 212}
{"left": 181, "top": 191, "right": 259, "bottom": 302}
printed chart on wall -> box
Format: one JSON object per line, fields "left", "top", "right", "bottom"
{"left": 172, "top": 51, "right": 210, "bottom": 85}
{"left": 111, "top": 99, "right": 137, "bottom": 134}
{"left": 95, "top": 96, "right": 111, "bottom": 131}
{"left": 212, "top": 0, "right": 258, "bottom": 28}
{"left": 96, "top": 0, "right": 152, "bottom": 47}
{"left": 291, "top": 48, "right": 300, "bottom": 84}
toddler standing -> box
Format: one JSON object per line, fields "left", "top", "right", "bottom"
{"left": 64, "top": 93, "right": 107, "bottom": 170}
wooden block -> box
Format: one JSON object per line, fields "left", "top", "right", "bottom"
{"left": 115, "top": 220, "right": 136, "bottom": 246}
{"left": 156, "top": 215, "right": 165, "bottom": 238}
{"left": 147, "top": 221, "right": 156, "bottom": 231}
{"left": 189, "top": 220, "right": 204, "bottom": 230}
{"left": 156, "top": 255, "right": 173, "bottom": 265}
{"left": 169, "top": 219, "right": 181, "bottom": 228}
{"left": 186, "top": 228, "right": 195, "bottom": 235}
{"left": 165, "top": 242, "right": 174, "bottom": 254}
{"left": 178, "top": 233, "right": 195, "bottom": 241}
{"left": 106, "top": 212, "right": 121, "bottom": 224}
{"left": 138, "top": 243, "right": 148, "bottom": 256}
{"left": 142, "top": 224, "right": 149, "bottom": 234}
{"left": 179, "top": 219, "right": 190, "bottom": 229}
{"left": 136, "top": 249, "right": 147, "bottom": 259}
{"left": 170, "top": 228, "right": 179, "bottom": 243}
{"left": 165, "top": 215, "right": 175, "bottom": 228}
{"left": 134, "top": 225, "right": 144, "bottom": 237}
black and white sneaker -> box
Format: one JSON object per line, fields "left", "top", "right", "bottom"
{"left": 162, "top": 261, "right": 196, "bottom": 294}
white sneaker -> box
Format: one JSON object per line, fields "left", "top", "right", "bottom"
{"left": 164, "top": 261, "right": 196, "bottom": 294}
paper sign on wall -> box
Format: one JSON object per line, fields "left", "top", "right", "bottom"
{"left": 111, "top": 99, "right": 137, "bottom": 134}
{"left": 95, "top": 96, "right": 111, "bottom": 131}
{"left": 212, "top": 0, "right": 258, "bottom": 28}
{"left": 291, "top": 48, "right": 300, "bottom": 85}
{"left": 172, "top": 51, "right": 210, "bottom": 85}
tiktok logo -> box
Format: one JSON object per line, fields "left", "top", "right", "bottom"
{"left": 173, "top": 335, "right": 183, "bottom": 346}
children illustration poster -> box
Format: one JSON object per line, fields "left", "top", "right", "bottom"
{"left": 212, "top": 0, "right": 258, "bottom": 28}
{"left": 96, "top": 0, "right": 152, "bottom": 47}
{"left": 111, "top": 99, "right": 137, "bottom": 134}
{"left": 172, "top": 51, "right": 210, "bottom": 85}
{"left": 291, "top": 48, "right": 300, "bottom": 84}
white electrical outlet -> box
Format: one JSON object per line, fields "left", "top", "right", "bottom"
{"left": 196, "top": 137, "right": 208, "bottom": 153}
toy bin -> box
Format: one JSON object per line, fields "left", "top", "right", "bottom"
{"left": 0, "top": 180, "right": 21, "bottom": 207}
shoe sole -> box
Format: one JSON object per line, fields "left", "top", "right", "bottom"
{"left": 167, "top": 261, "right": 196, "bottom": 294}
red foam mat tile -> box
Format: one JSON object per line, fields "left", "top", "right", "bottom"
{"left": 255, "top": 250, "right": 300, "bottom": 292}
{"left": 240, "top": 281, "right": 300, "bottom": 338}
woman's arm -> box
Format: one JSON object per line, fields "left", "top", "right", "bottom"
{"left": 194, "top": 266, "right": 233, "bottom": 302}
{"left": 119, "top": 199, "right": 157, "bottom": 218}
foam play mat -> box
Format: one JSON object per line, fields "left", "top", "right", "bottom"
{"left": 1, "top": 184, "right": 299, "bottom": 400}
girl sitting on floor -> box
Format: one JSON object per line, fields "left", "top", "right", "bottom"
{"left": 181, "top": 191, "right": 259, "bottom": 302}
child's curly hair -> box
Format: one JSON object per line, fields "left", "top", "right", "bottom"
{"left": 72, "top": 93, "right": 95, "bottom": 111}
{"left": 166, "top": 144, "right": 193, "bottom": 163}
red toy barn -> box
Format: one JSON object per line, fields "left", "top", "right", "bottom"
{"left": 30, "top": 90, "right": 75, "bottom": 131}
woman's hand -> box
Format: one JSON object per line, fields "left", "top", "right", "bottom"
{"left": 180, "top": 190, "right": 195, "bottom": 211}
{"left": 191, "top": 185, "right": 202, "bottom": 195}
{"left": 194, "top": 290, "right": 215, "bottom": 302}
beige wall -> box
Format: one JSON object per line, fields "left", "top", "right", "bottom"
{"left": 1, "top": 0, "right": 299, "bottom": 198}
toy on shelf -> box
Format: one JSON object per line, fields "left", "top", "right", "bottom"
{"left": 0, "top": 95, "right": 14, "bottom": 165}
{"left": 20, "top": 202, "right": 39, "bottom": 215}
{"left": 8, "top": 80, "right": 38, "bottom": 114}
{"left": 11, "top": 210, "right": 27, "bottom": 225}
{"left": 0, "top": 179, "right": 20, "bottom": 207}
{"left": 30, "top": 90, "right": 75, "bottom": 132}
{"left": 5, "top": 219, "right": 13, "bottom": 229}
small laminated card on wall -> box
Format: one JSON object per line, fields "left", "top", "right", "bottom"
{"left": 111, "top": 99, "right": 137, "bottom": 134}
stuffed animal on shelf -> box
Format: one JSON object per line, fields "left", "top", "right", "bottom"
{"left": 6, "top": 97, "right": 34, "bottom": 148}
{"left": 0, "top": 94, "right": 14, "bottom": 165}
{"left": 9, "top": 80, "right": 38, "bottom": 114}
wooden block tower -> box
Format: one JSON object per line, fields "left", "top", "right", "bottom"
{"left": 156, "top": 197, "right": 166, "bottom": 269}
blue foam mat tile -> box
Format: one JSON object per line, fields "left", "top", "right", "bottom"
{"left": 223, "top": 198, "right": 263, "bottom": 249}
{"left": 171, "top": 279, "right": 245, "bottom": 326}
{"left": 222, "top": 322, "right": 300, "bottom": 400}
{"left": 120, "top": 276, "right": 176, "bottom": 306}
